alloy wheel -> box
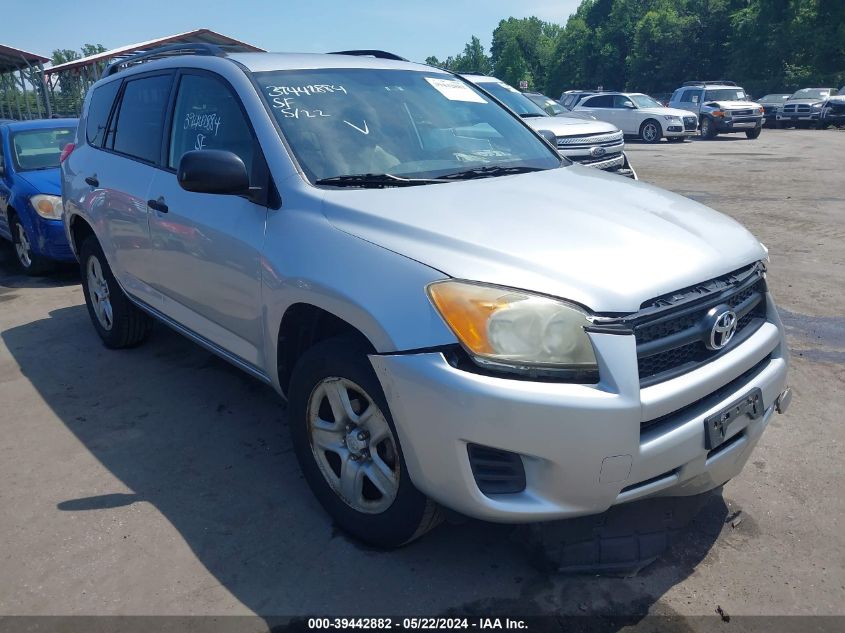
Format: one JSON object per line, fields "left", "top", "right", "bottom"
{"left": 86, "top": 255, "right": 113, "bottom": 331}
{"left": 307, "top": 377, "right": 400, "bottom": 514}
{"left": 14, "top": 223, "right": 32, "bottom": 268}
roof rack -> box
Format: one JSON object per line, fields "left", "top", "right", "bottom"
{"left": 329, "top": 50, "right": 408, "bottom": 62}
{"left": 683, "top": 80, "right": 737, "bottom": 87}
{"left": 104, "top": 43, "right": 227, "bottom": 77}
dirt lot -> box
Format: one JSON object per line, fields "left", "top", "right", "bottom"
{"left": 0, "top": 129, "right": 843, "bottom": 625}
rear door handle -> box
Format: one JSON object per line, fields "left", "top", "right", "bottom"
{"left": 84, "top": 175, "right": 99, "bottom": 187}
{"left": 147, "top": 197, "right": 168, "bottom": 214}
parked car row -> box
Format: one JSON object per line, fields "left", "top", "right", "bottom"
{"left": 775, "top": 87, "right": 843, "bottom": 128}
{"left": 1, "top": 48, "right": 791, "bottom": 554}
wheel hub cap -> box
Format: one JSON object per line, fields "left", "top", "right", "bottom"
{"left": 307, "top": 377, "right": 400, "bottom": 514}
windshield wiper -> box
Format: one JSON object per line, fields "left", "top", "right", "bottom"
{"left": 439, "top": 165, "right": 546, "bottom": 181}
{"left": 520, "top": 113, "right": 546, "bottom": 118}
{"left": 315, "top": 173, "right": 443, "bottom": 188}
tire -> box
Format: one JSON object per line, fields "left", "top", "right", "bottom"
{"left": 700, "top": 117, "right": 717, "bottom": 139}
{"left": 745, "top": 126, "right": 762, "bottom": 139}
{"left": 639, "top": 119, "right": 662, "bottom": 143}
{"left": 9, "top": 214, "right": 53, "bottom": 276}
{"left": 288, "top": 336, "right": 442, "bottom": 548}
{"left": 79, "top": 235, "right": 152, "bottom": 348}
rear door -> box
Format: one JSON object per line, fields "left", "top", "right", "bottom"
{"left": 146, "top": 70, "right": 268, "bottom": 368}
{"left": 67, "top": 72, "right": 173, "bottom": 308}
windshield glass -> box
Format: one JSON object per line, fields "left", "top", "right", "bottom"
{"left": 256, "top": 69, "right": 559, "bottom": 183}
{"left": 630, "top": 94, "right": 662, "bottom": 108}
{"left": 525, "top": 93, "right": 565, "bottom": 116}
{"left": 474, "top": 81, "right": 548, "bottom": 117}
{"left": 790, "top": 88, "right": 830, "bottom": 100}
{"left": 759, "top": 94, "right": 789, "bottom": 102}
{"left": 10, "top": 127, "right": 75, "bottom": 171}
{"left": 704, "top": 88, "right": 748, "bottom": 101}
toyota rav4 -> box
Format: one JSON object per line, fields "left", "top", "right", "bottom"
{"left": 62, "top": 47, "right": 791, "bottom": 548}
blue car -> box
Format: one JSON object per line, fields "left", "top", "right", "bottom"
{"left": 0, "top": 118, "right": 78, "bottom": 274}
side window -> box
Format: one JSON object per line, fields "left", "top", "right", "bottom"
{"left": 583, "top": 95, "right": 612, "bottom": 108}
{"left": 168, "top": 73, "right": 257, "bottom": 174}
{"left": 85, "top": 80, "right": 121, "bottom": 147}
{"left": 682, "top": 90, "right": 700, "bottom": 104}
{"left": 111, "top": 74, "right": 172, "bottom": 163}
{"left": 612, "top": 95, "right": 634, "bottom": 108}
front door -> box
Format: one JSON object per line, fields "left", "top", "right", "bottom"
{"left": 147, "top": 70, "right": 268, "bottom": 369}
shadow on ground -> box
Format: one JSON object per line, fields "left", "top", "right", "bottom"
{"left": 1, "top": 257, "right": 735, "bottom": 626}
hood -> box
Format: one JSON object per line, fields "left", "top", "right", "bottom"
{"left": 524, "top": 115, "right": 618, "bottom": 137}
{"left": 638, "top": 107, "right": 696, "bottom": 118}
{"left": 827, "top": 95, "right": 845, "bottom": 104}
{"left": 17, "top": 168, "right": 61, "bottom": 195}
{"left": 319, "top": 166, "right": 765, "bottom": 313}
{"left": 708, "top": 100, "right": 760, "bottom": 110}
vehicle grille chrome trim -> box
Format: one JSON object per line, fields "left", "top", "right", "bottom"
{"left": 556, "top": 131, "right": 624, "bottom": 147}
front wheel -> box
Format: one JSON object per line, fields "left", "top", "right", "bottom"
{"left": 288, "top": 337, "right": 442, "bottom": 548}
{"left": 700, "top": 117, "right": 717, "bottom": 139}
{"left": 10, "top": 214, "right": 52, "bottom": 276}
{"left": 79, "top": 235, "right": 152, "bottom": 348}
{"left": 640, "top": 119, "right": 662, "bottom": 143}
{"left": 745, "top": 127, "right": 762, "bottom": 139}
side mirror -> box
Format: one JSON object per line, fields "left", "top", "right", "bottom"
{"left": 536, "top": 129, "right": 557, "bottom": 145}
{"left": 623, "top": 102, "right": 636, "bottom": 109}
{"left": 177, "top": 150, "right": 250, "bottom": 196}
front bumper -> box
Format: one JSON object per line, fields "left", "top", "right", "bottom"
{"left": 777, "top": 112, "right": 820, "bottom": 122}
{"left": 32, "top": 216, "right": 75, "bottom": 262}
{"left": 565, "top": 151, "right": 637, "bottom": 180}
{"left": 370, "top": 296, "right": 787, "bottom": 523}
{"left": 714, "top": 116, "right": 763, "bottom": 132}
{"left": 664, "top": 125, "right": 696, "bottom": 138}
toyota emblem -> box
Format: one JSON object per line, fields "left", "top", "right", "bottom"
{"left": 705, "top": 306, "right": 738, "bottom": 350}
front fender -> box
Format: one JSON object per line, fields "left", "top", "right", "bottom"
{"left": 260, "top": 204, "right": 458, "bottom": 392}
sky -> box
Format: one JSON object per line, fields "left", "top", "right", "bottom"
{"left": 4, "top": 0, "right": 581, "bottom": 64}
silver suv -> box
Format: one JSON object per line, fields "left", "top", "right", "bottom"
{"left": 62, "top": 47, "right": 791, "bottom": 548}
{"left": 462, "top": 75, "right": 635, "bottom": 177}
{"left": 669, "top": 81, "right": 764, "bottom": 139}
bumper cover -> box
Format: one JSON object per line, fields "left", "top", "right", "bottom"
{"left": 370, "top": 299, "right": 787, "bottom": 523}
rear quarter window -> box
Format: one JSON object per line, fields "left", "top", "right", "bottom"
{"left": 86, "top": 80, "right": 121, "bottom": 147}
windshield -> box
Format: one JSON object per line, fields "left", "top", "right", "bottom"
{"left": 525, "top": 93, "right": 566, "bottom": 116}
{"left": 474, "top": 81, "right": 549, "bottom": 117}
{"left": 704, "top": 88, "right": 748, "bottom": 101}
{"left": 789, "top": 88, "right": 830, "bottom": 100}
{"left": 630, "top": 94, "right": 662, "bottom": 108}
{"left": 256, "top": 69, "right": 559, "bottom": 184}
{"left": 10, "top": 127, "right": 75, "bottom": 171}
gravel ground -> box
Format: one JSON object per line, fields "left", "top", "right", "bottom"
{"left": 0, "top": 128, "right": 842, "bottom": 626}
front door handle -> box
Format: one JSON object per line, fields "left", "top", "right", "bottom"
{"left": 84, "top": 175, "right": 99, "bottom": 187}
{"left": 147, "top": 197, "right": 168, "bottom": 214}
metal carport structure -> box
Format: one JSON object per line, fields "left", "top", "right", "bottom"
{"left": 43, "top": 29, "right": 264, "bottom": 117}
{"left": 0, "top": 44, "right": 51, "bottom": 120}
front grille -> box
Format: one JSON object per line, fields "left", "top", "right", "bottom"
{"left": 633, "top": 265, "right": 768, "bottom": 386}
{"left": 784, "top": 103, "right": 811, "bottom": 114}
{"left": 683, "top": 116, "right": 697, "bottom": 131}
{"left": 730, "top": 108, "right": 753, "bottom": 116}
{"left": 557, "top": 131, "right": 623, "bottom": 148}
{"left": 467, "top": 444, "right": 526, "bottom": 495}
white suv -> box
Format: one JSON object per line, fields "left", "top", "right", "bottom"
{"left": 574, "top": 92, "right": 698, "bottom": 143}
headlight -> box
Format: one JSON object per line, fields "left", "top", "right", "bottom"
{"left": 811, "top": 102, "right": 824, "bottom": 109}
{"left": 30, "top": 194, "right": 63, "bottom": 219}
{"left": 663, "top": 115, "right": 681, "bottom": 121}
{"left": 427, "top": 280, "right": 598, "bottom": 376}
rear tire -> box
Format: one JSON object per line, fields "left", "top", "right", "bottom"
{"left": 288, "top": 336, "right": 442, "bottom": 548}
{"left": 79, "top": 235, "right": 152, "bottom": 348}
{"left": 639, "top": 119, "right": 662, "bottom": 143}
{"left": 10, "top": 214, "right": 53, "bottom": 276}
{"left": 700, "top": 117, "right": 717, "bottom": 139}
{"left": 745, "top": 127, "right": 762, "bottom": 139}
